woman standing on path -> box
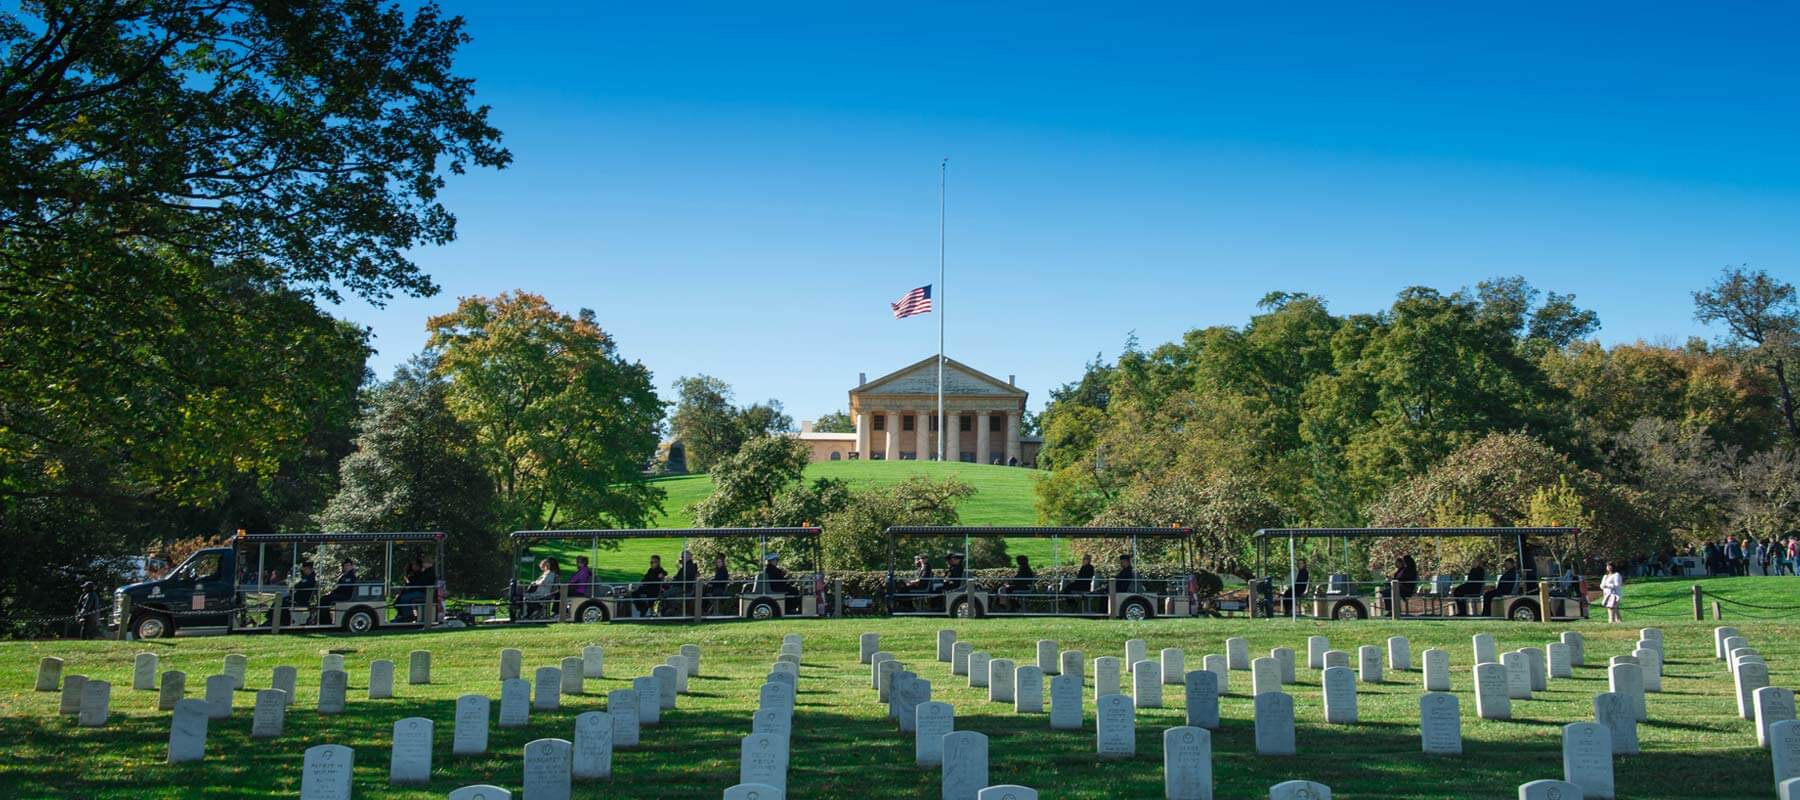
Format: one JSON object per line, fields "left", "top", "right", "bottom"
{"left": 1599, "top": 561, "right": 1624, "bottom": 623}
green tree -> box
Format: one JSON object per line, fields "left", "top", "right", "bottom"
{"left": 1088, "top": 474, "right": 1282, "bottom": 577}
{"left": 670, "top": 376, "right": 740, "bottom": 473}
{"left": 317, "top": 360, "right": 504, "bottom": 592}
{"left": 820, "top": 476, "right": 989, "bottom": 570}
{"left": 1694, "top": 267, "right": 1799, "bottom": 443}
{"left": 691, "top": 436, "right": 812, "bottom": 528}
{"left": 427, "top": 292, "right": 666, "bottom": 532}
{"left": 812, "top": 410, "right": 855, "bottom": 433}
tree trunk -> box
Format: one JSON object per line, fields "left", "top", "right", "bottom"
{"left": 1775, "top": 357, "right": 1799, "bottom": 443}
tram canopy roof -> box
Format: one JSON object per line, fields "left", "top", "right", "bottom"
{"left": 886, "top": 525, "right": 1194, "bottom": 539}
{"left": 510, "top": 527, "right": 820, "bottom": 542}
{"left": 237, "top": 532, "right": 445, "bottom": 544}
{"left": 1253, "top": 526, "right": 1578, "bottom": 539}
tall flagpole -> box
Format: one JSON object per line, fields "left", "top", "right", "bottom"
{"left": 937, "top": 158, "right": 946, "bottom": 462}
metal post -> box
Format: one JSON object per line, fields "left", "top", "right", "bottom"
{"left": 1691, "top": 584, "right": 1703, "bottom": 621}
{"left": 1288, "top": 536, "right": 1298, "bottom": 622}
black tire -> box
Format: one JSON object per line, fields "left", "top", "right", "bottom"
{"left": 343, "top": 607, "right": 378, "bottom": 634}
{"left": 576, "top": 601, "right": 608, "bottom": 624}
{"left": 1508, "top": 600, "right": 1541, "bottom": 622}
{"left": 1331, "top": 600, "right": 1367, "bottom": 620}
{"left": 1119, "top": 598, "right": 1154, "bottom": 621}
{"left": 748, "top": 599, "right": 779, "bottom": 620}
{"left": 132, "top": 612, "right": 171, "bottom": 640}
{"left": 949, "top": 597, "right": 983, "bottom": 619}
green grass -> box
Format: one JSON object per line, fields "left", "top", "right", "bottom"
{"left": 544, "top": 462, "right": 1046, "bottom": 582}
{"left": 5, "top": 575, "right": 1798, "bottom": 798}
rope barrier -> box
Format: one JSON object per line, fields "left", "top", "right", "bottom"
{"left": 1705, "top": 593, "right": 1800, "bottom": 612}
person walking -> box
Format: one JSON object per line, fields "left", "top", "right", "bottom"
{"left": 1599, "top": 561, "right": 1624, "bottom": 623}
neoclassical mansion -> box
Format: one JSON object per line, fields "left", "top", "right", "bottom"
{"left": 793, "top": 356, "right": 1040, "bottom": 466}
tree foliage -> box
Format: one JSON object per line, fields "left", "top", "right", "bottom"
{"left": 1088, "top": 473, "right": 1282, "bottom": 577}
{"left": 1694, "top": 266, "right": 1799, "bottom": 443}
{"left": 820, "top": 476, "right": 991, "bottom": 571}
{"left": 812, "top": 410, "right": 855, "bottom": 433}
{"left": 669, "top": 375, "right": 794, "bottom": 473}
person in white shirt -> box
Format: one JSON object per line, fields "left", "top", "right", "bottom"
{"left": 522, "top": 557, "right": 561, "bottom": 618}
{"left": 1599, "top": 561, "right": 1624, "bottom": 623}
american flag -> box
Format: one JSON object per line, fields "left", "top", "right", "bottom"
{"left": 891, "top": 284, "right": 933, "bottom": 319}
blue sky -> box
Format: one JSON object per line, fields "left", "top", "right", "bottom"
{"left": 337, "top": 2, "right": 1800, "bottom": 421}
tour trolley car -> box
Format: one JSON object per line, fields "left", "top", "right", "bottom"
{"left": 882, "top": 526, "right": 1200, "bottom": 620}
{"left": 1251, "top": 526, "right": 1589, "bottom": 622}
{"left": 502, "top": 527, "right": 831, "bottom": 624}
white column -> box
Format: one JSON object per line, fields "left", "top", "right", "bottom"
{"left": 915, "top": 412, "right": 931, "bottom": 460}
{"left": 883, "top": 413, "right": 899, "bottom": 460}
{"left": 1005, "top": 410, "right": 1021, "bottom": 465}
{"left": 854, "top": 411, "right": 870, "bottom": 455}
{"left": 975, "top": 411, "right": 991, "bottom": 465}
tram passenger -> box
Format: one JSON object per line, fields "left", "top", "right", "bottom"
{"left": 941, "top": 553, "right": 966, "bottom": 592}
{"left": 998, "top": 555, "right": 1034, "bottom": 611}
{"left": 663, "top": 551, "right": 699, "bottom": 614}
{"left": 567, "top": 556, "right": 593, "bottom": 598}
{"left": 762, "top": 553, "right": 800, "bottom": 613}
{"left": 705, "top": 554, "right": 732, "bottom": 614}
{"left": 1067, "top": 553, "right": 1095, "bottom": 593}
{"left": 521, "top": 557, "right": 561, "bottom": 619}
{"left": 1279, "top": 559, "right": 1310, "bottom": 613}
{"left": 291, "top": 562, "right": 319, "bottom": 625}
{"left": 1450, "top": 561, "right": 1487, "bottom": 616}
{"left": 1113, "top": 553, "right": 1139, "bottom": 594}
{"left": 1480, "top": 558, "right": 1520, "bottom": 616}
{"left": 629, "top": 555, "right": 667, "bottom": 616}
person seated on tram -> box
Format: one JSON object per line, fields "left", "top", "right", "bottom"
{"left": 567, "top": 556, "right": 593, "bottom": 598}
{"left": 704, "top": 554, "right": 732, "bottom": 613}
{"left": 1480, "top": 558, "right": 1520, "bottom": 616}
{"left": 1553, "top": 563, "right": 1579, "bottom": 597}
{"left": 941, "top": 552, "right": 966, "bottom": 593}
{"left": 998, "top": 554, "right": 1035, "bottom": 611}
{"left": 1450, "top": 561, "right": 1487, "bottom": 615}
{"left": 291, "top": 562, "right": 319, "bottom": 624}
{"left": 1066, "top": 553, "right": 1096, "bottom": 594}
{"left": 661, "top": 551, "right": 699, "bottom": 614}
{"left": 317, "top": 558, "right": 360, "bottom": 623}
{"left": 394, "top": 556, "right": 428, "bottom": 623}
{"left": 629, "top": 555, "right": 667, "bottom": 616}
{"left": 1377, "top": 553, "right": 1420, "bottom": 609}
{"left": 762, "top": 553, "right": 801, "bottom": 613}
{"left": 521, "top": 557, "right": 561, "bottom": 618}
{"left": 1113, "top": 553, "right": 1138, "bottom": 594}
{"left": 903, "top": 554, "right": 935, "bottom": 593}
{"left": 1279, "top": 559, "right": 1311, "bottom": 612}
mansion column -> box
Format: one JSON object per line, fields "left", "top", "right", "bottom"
{"left": 1005, "top": 411, "right": 1021, "bottom": 465}
{"left": 915, "top": 412, "right": 931, "bottom": 460}
{"left": 884, "top": 414, "right": 900, "bottom": 460}
{"left": 854, "top": 411, "right": 871, "bottom": 455}
{"left": 975, "top": 411, "right": 991, "bottom": 465}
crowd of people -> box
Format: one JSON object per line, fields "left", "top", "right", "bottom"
{"left": 893, "top": 551, "right": 1143, "bottom": 612}
{"left": 512, "top": 550, "right": 806, "bottom": 619}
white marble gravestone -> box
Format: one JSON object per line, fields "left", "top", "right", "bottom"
{"left": 1632, "top": 647, "right": 1661, "bottom": 693}
{"left": 1322, "top": 666, "right": 1357, "bottom": 724}
{"left": 1473, "top": 633, "right": 1498, "bottom": 666}
{"left": 1097, "top": 693, "right": 1136, "bottom": 758}
{"left": 369, "top": 659, "right": 395, "bottom": 700}
{"left": 1307, "top": 636, "right": 1329, "bottom": 670}
{"left": 77, "top": 679, "right": 110, "bottom": 727}
{"left": 1737, "top": 659, "right": 1770, "bottom": 722}
{"left": 1561, "top": 631, "right": 1585, "bottom": 667}
{"left": 875, "top": 659, "right": 901, "bottom": 703}
{"left": 167, "top": 698, "right": 208, "bottom": 764}
{"left": 1501, "top": 651, "right": 1531, "bottom": 700}
{"left": 1185, "top": 670, "right": 1220, "bottom": 730}
{"left": 666, "top": 655, "right": 690, "bottom": 693}
{"left": 408, "top": 650, "right": 431, "bottom": 685}
{"left": 633, "top": 676, "right": 660, "bottom": 726}
{"left": 448, "top": 787, "right": 511, "bottom": 800}
{"left": 583, "top": 645, "right": 605, "bottom": 679}
{"left": 1474, "top": 663, "right": 1511, "bottom": 720}
{"left": 158, "top": 670, "right": 186, "bottom": 711}
{"left": 317, "top": 669, "right": 347, "bottom": 714}
{"left": 1422, "top": 648, "right": 1450, "bottom": 692}
{"left": 1419, "top": 692, "right": 1461, "bottom": 754}
{"left": 1037, "top": 640, "right": 1060, "bottom": 675}
{"left": 968, "top": 652, "right": 992, "bottom": 689}
{"left": 867, "top": 651, "right": 892, "bottom": 688}
{"left": 1608, "top": 662, "right": 1647, "bottom": 723}
{"left": 251, "top": 688, "right": 286, "bottom": 739}
{"left": 723, "top": 785, "right": 780, "bottom": 800}
{"left": 321, "top": 653, "right": 345, "bottom": 673}
{"left": 989, "top": 658, "right": 1015, "bottom": 703}
{"left": 1547, "top": 642, "right": 1572, "bottom": 679}
{"left": 1773, "top": 720, "right": 1800, "bottom": 788}
{"left": 887, "top": 670, "right": 916, "bottom": 719}
{"left": 1205, "top": 654, "right": 1230, "bottom": 696}
{"left": 498, "top": 678, "right": 530, "bottom": 727}
{"left": 1226, "top": 637, "right": 1250, "bottom": 671}
{"left": 1358, "top": 645, "right": 1383, "bottom": 684}
{"left": 559, "top": 657, "right": 583, "bottom": 696}
{"left": 1134, "top": 660, "right": 1164, "bottom": 708}
{"left": 272, "top": 665, "right": 297, "bottom": 706}
{"left": 389, "top": 717, "right": 433, "bottom": 785}
{"left": 1016, "top": 665, "right": 1045, "bottom": 713}
{"left": 573, "top": 711, "right": 613, "bottom": 780}
{"left": 1062, "top": 650, "right": 1085, "bottom": 680}
{"left": 916, "top": 701, "right": 955, "bottom": 767}
{"left": 1162, "top": 648, "right": 1185, "bottom": 685}
{"left": 1125, "top": 639, "right": 1148, "bottom": 673}
{"left": 58, "top": 674, "right": 86, "bottom": 716}
{"left": 941, "top": 731, "right": 989, "bottom": 800}
{"left": 1269, "top": 780, "right": 1331, "bottom": 800}
{"left": 222, "top": 654, "right": 247, "bottom": 690}
{"left": 1561, "top": 722, "right": 1614, "bottom": 800}
{"left": 978, "top": 786, "right": 1037, "bottom": 800}
{"left": 753, "top": 707, "right": 791, "bottom": 740}
{"left": 1050, "top": 673, "right": 1083, "bottom": 730}
{"left": 1388, "top": 636, "right": 1411, "bottom": 671}
{"left": 1163, "top": 725, "right": 1212, "bottom": 800}
{"left": 1518, "top": 779, "right": 1583, "bottom": 800}
{"left": 1272, "top": 647, "right": 1297, "bottom": 684}
{"left": 534, "top": 666, "right": 562, "bottom": 711}
{"left": 1757, "top": 687, "right": 1798, "bottom": 749}
{"left": 454, "top": 694, "right": 490, "bottom": 755}
{"left": 860, "top": 632, "right": 880, "bottom": 664}
{"left": 35, "top": 656, "right": 62, "bottom": 692}
{"left": 1593, "top": 692, "right": 1638, "bottom": 756}
{"left": 300, "top": 743, "right": 354, "bottom": 800}
{"left": 522, "top": 738, "right": 573, "bottom": 800}
{"left": 952, "top": 642, "right": 974, "bottom": 676}
{"left": 938, "top": 629, "right": 957, "bottom": 662}
{"left": 759, "top": 682, "right": 795, "bottom": 722}
{"left": 1095, "top": 656, "right": 1122, "bottom": 701}
{"left": 897, "top": 676, "right": 931, "bottom": 733}
{"left": 1521, "top": 647, "right": 1547, "bottom": 692}
{"left": 1714, "top": 626, "right": 1739, "bottom": 660}
{"left": 499, "top": 648, "right": 522, "bottom": 681}
{"left": 133, "top": 652, "right": 158, "bottom": 691}
{"left": 609, "top": 689, "right": 641, "bottom": 748}
{"left": 1252, "top": 656, "right": 1281, "bottom": 697}
{"left": 1323, "top": 650, "right": 1350, "bottom": 670}
{"left": 1254, "top": 692, "right": 1296, "bottom": 755}
{"left": 204, "top": 673, "right": 234, "bottom": 719}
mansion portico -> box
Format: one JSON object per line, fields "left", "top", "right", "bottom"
{"left": 795, "top": 356, "right": 1039, "bottom": 466}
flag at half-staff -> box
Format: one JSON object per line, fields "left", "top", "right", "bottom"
{"left": 891, "top": 284, "right": 932, "bottom": 319}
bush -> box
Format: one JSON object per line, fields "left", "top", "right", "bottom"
{"left": 819, "top": 475, "right": 999, "bottom": 570}
{"left": 1087, "top": 473, "right": 1283, "bottom": 577}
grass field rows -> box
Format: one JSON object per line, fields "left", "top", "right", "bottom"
{"left": 2, "top": 577, "right": 1796, "bottom": 798}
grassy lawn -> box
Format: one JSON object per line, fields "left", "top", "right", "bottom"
{"left": 542, "top": 462, "right": 1047, "bottom": 582}
{"left": 4, "top": 576, "right": 1796, "bottom": 798}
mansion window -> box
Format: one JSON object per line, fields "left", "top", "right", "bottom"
{"left": 988, "top": 415, "right": 1003, "bottom": 432}
{"left": 873, "top": 414, "right": 885, "bottom": 431}
{"left": 902, "top": 415, "right": 915, "bottom": 432}
{"left": 959, "top": 416, "right": 972, "bottom": 432}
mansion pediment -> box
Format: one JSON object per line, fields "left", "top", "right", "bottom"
{"left": 852, "top": 356, "right": 1026, "bottom": 398}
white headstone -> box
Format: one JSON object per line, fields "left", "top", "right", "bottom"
{"left": 167, "top": 698, "right": 209, "bottom": 763}
{"left": 1306, "top": 636, "right": 1329, "bottom": 670}
{"left": 1419, "top": 692, "right": 1461, "bottom": 754}
{"left": 1737, "top": 659, "right": 1770, "bottom": 722}
{"left": 1050, "top": 673, "right": 1083, "bottom": 730}
{"left": 915, "top": 701, "right": 955, "bottom": 767}
{"left": 1387, "top": 636, "right": 1411, "bottom": 671}
{"left": 968, "top": 652, "right": 992, "bottom": 689}
{"left": 633, "top": 676, "right": 661, "bottom": 726}
{"left": 534, "top": 666, "right": 562, "bottom": 711}
{"left": 1272, "top": 647, "right": 1297, "bottom": 684}
{"left": 1632, "top": 647, "right": 1661, "bottom": 693}
{"left": 1095, "top": 656, "right": 1122, "bottom": 701}
{"left": 978, "top": 787, "right": 1037, "bottom": 800}
{"left": 1323, "top": 650, "right": 1349, "bottom": 670}
{"left": 561, "top": 657, "right": 585, "bottom": 695}
{"left": 1161, "top": 648, "right": 1185, "bottom": 685}
{"left": 1758, "top": 687, "right": 1798, "bottom": 749}
{"left": 953, "top": 641, "right": 973, "bottom": 676}
{"left": 1593, "top": 692, "right": 1638, "bottom": 756}
{"left": 1561, "top": 722, "right": 1614, "bottom": 800}
{"left": 1185, "top": 670, "right": 1220, "bottom": 730}
{"left": 1522, "top": 646, "right": 1547, "bottom": 692}
{"left": 1037, "top": 640, "right": 1060, "bottom": 675}
{"left": 1561, "top": 631, "right": 1585, "bottom": 667}
{"left": 941, "top": 731, "right": 989, "bottom": 800}
{"left": 1518, "top": 780, "right": 1583, "bottom": 800}
{"left": 1609, "top": 662, "right": 1647, "bottom": 723}
{"left": 158, "top": 670, "right": 186, "bottom": 711}
{"left": 1473, "top": 633, "right": 1498, "bottom": 665}
{"left": 753, "top": 707, "right": 791, "bottom": 740}
{"left": 1015, "top": 665, "right": 1045, "bottom": 713}
{"left": 223, "top": 654, "right": 247, "bottom": 690}
{"left": 272, "top": 665, "right": 297, "bottom": 706}
{"left": 860, "top": 632, "right": 880, "bottom": 664}
{"left": 868, "top": 652, "right": 893, "bottom": 689}
{"left": 1163, "top": 726, "right": 1213, "bottom": 800}
{"left": 321, "top": 653, "right": 345, "bottom": 673}
{"left": 318, "top": 669, "right": 347, "bottom": 715}
{"left": 1782, "top": 777, "right": 1800, "bottom": 800}
{"left": 1062, "top": 650, "right": 1085, "bottom": 680}
{"left": 1096, "top": 693, "right": 1136, "bottom": 759}
{"left": 989, "top": 658, "right": 1016, "bottom": 703}
{"left": 133, "top": 652, "right": 158, "bottom": 691}
{"left": 666, "top": 655, "right": 690, "bottom": 693}
{"left": 1134, "top": 660, "right": 1164, "bottom": 708}
{"left": 1322, "top": 666, "right": 1357, "bottom": 724}
{"left": 1204, "top": 654, "right": 1229, "bottom": 696}
{"left": 369, "top": 659, "right": 395, "bottom": 700}
{"left": 609, "top": 689, "right": 641, "bottom": 747}
{"left": 1713, "top": 626, "right": 1739, "bottom": 659}
{"left": 573, "top": 711, "right": 613, "bottom": 780}
{"left": 1226, "top": 637, "right": 1250, "bottom": 670}
{"left": 723, "top": 784, "right": 781, "bottom": 800}
{"left": 1547, "top": 642, "right": 1572, "bottom": 679}
{"left": 449, "top": 786, "right": 512, "bottom": 800}
{"left": 1474, "top": 663, "right": 1511, "bottom": 720}
{"left": 35, "top": 656, "right": 62, "bottom": 692}
{"left": 300, "top": 743, "right": 354, "bottom": 800}
{"left": 1126, "top": 639, "right": 1148, "bottom": 673}
{"left": 1252, "top": 657, "right": 1281, "bottom": 697}
{"left": 389, "top": 717, "right": 433, "bottom": 785}
{"left": 897, "top": 675, "right": 931, "bottom": 733}
{"left": 876, "top": 659, "right": 901, "bottom": 702}
{"left": 1773, "top": 720, "right": 1800, "bottom": 788}
{"left": 58, "top": 673, "right": 86, "bottom": 716}
{"left": 1270, "top": 780, "right": 1331, "bottom": 800}
{"left": 500, "top": 648, "right": 522, "bottom": 681}
{"left": 522, "top": 738, "right": 573, "bottom": 800}
{"left": 77, "top": 679, "right": 110, "bottom": 727}
{"left": 408, "top": 650, "right": 431, "bottom": 685}
{"left": 498, "top": 678, "right": 530, "bottom": 727}
{"left": 759, "top": 682, "right": 795, "bottom": 722}
{"left": 204, "top": 673, "right": 234, "bottom": 719}
{"left": 1254, "top": 692, "right": 1296, "bottom": 755}
{"left": 1423, "top": 648, "right": 1450, "bottom": 692}
{"left": 583, "top": 645, "right": 605, "bottom": 679}
{"left": 251, "top": 688, "right": 286, "bottom": 739}
{"left": 1358, "top": 645, "right": 1382, "bottom": 684}
{"left": 1501, "top": 651, "right": 1531, "bottom": 700}
{"left": 938, "top": 629, "right": 957, "bottom": 662}
{"left": 454, "top": 694, "right": 491, "bottom": 755}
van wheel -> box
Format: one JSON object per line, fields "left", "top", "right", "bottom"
{"left": 577, "top": 601, "right": 608, "bottom": 623}
{"left": 1119, "top": 598, "right": 1153, "bottom": 621}
{"left": 950, "top": 598, "right": 982, "bottom": 618}
{"left": 343, "top": 607, "right": 377, "bottom": 634}
{"left": 132, "top": 613, "right": 170, "bottom": 640}
{"left": 1509, "top": 600, "right": 1541, "bottom": 622}
{"left": 748, "top": 599, "right": 779, "bottom": 620}
{"left": 1331, "top": 600, "right": 1367, "bottom": 620}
